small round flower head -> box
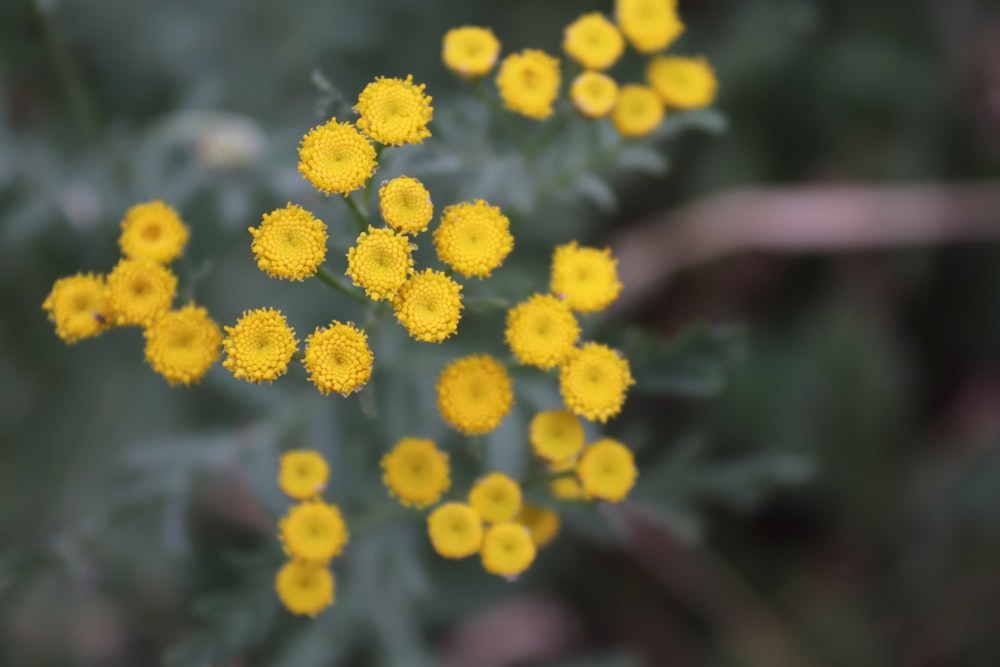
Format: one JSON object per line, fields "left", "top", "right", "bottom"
{"left": 143, "top": 303, "right": 222, "bottom": 386}
{"left": 346, "top": 226, "right": 414, "bottom": 301}
{"left": 355, "top": 75, "right": 433, "bottom": 146}
{"left": 616, "top": 0, "right": 685, "bottom": 54}
{"left": 393, "top": 269, "right": 463, "bottom": 343}
{"left": 427, "top": 502, "right": 484, "bottom": 559}
{"left": 559, "top": 343, "right": 634, "bottom": 423}
{"left": 612, "top": 84, "right": 664, "bottom": 138}
{"left": 381, "top": 437, "right": 450, "bottom": 508}
{"left": 529, "top": 410, "right": 585, "bottom": 463}
{"left": 436, "top": 354, "right": 514, "bottom": 436}
{"left": 303, "top": 321, "right": 373, "bottom": 396}
{"left": 550, "top": 241, "right": 623, "bottom": 314}
{"left": 468, "top": 472, "right": 522, "bottom": 524}
{"left": 222, "top": 308, "right": 298, "bottom": 384}
{"left": 118, "top": 200, "right": 189, "bottom": 264}
{"left": 496, "top": 49, "right": 561, "bottom": 121}
{"left": 563, "top": 13, "right": 625, "bottom": 70}
{"left": 517, "top": 505, "right": 560, "bottom": 548}
{"left": 379, "top": 176, "right": 434, "bottom": 235}
{"left": 480, "top": 523, "right": 536, "bottom": 578}
{"left": 106, "top": 258, "right": 177, "bottom": 327}
{"left": 279, "top": 450, "right": 330, "bottom": 501}
{"left": 549, "top": 458, "right": 586, "bottom": 500}
{"left": 298, "top": 118, "right": 376, "bottom": 195}
{"left": 249, "top": 204, "right": 327, "bottom": 281}
{"left": 570, "top": 72, "right": 619, "bottom": 119}
{"left": 279, "top": 501, "right": 349, "bottom": 564}
{"left": 647, "top": 55, "right": 718, "bottom": 109}
{"left": 42, "top": 273, "right": 111, "bottom": 343}
{"left": 276, "top": 560, "right": 335, "bottom": 617}
{"left": 443, "top": 26, "right": 501, "bottom": 79}
{"left": 433, "top": 200, "right": 513, "bottom": 278}
{"left": 576, "top": 438, "right": 637, "bottom": 502}
{"left": 505, "top": 294, "right": 580, "bottom": 370}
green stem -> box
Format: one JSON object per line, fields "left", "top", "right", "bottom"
{"left": 362, "top": 144, "right": 386, "bottom": 212}
{"left": 344, "top": 195, "right": 369, "bottom": 235}
{"left": 464, "top": 296, "right": 513, "bottom": 311}
{"left": 314, "top": 266, "right": 368, "bottom": 304}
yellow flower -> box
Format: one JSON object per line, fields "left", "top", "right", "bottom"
{"left": 468, "top": 473, "right": 522, "bottom": 524}
{"left": 615, "top": 0, "right": 684, "bottom": 54}
{"left": 496, "top": 49, "right": 561, "bottom": 120}
{"left": 529, "top": 410, "right": 585, "bottom": 463}
{"left": 433, "top": 200, "right": 513, "bottom": 278}
{"left": 249, "top": 203, "right": 327, "bottom": 281}
{"left": 549, "top": 458, "right": 586, "bottom": 500}
{"left": 345, "top": 226, "right": 414, "bottom": 301}
{"left": 222, "top": 308, "right": 298, "bottom": 383}
{"left": 393, "top": 269, "right": 463, "bottom": 343}
{"left": 106, "top": 258, "right": 177, "bottom": 327}
{"left": 570, "top": 71, "right": 619, "bottom": 119}
{"left": 563, "top": 13, "right": 625, "bottom": 70}
{"left": 303, "top": 321, "right": 373, "bottom": 396}
{"left": 505, "top": 294, "right": 580, "bottom": 370}
{"left": 480, "top": 523, "right": 536, "bottom": 578}
{"left": 381, "top": 437, "right": 450, "bottom": 508}
{"left": 427, "top": 502, "right": 483, "bottom": 559}
{"left": 612, "top": 84, "right": 664, "bottom": 138}
{"left": 118, "top": 200, "right": 189, "bottom": 264}
{"left": 298, "top": 118, "right": 376, "bottom": 195}
{"left": 355, "top": 75, "right": 433, "bottom": 146}
{"left": 436, "top": 354, "right": 513, "bottom": 436}
{"left": 378, "top": 176, "right": 434, "bottom": 234}
{"left": 279, "top": 450, "right": 330, "bottom": 501}
{"left": 443, "top": 26, "right": 501, "bottom": 79}
{"left": 42, "top": 273, "right": 111, "bottom": 343}
{"left": 559, "top": 343, "right": 634, "bottom": 423}
{"left": 576, "top": 438, "right": 637, "bottom": 502}
{"left": 517, "top": 505, "right": 560, "bottom": 548}
{"left": 550, "top": 241, "right": 623, "bottom": 313}
{"left": 647, "top": 55, "right": 718, "bottom": 109}
{"left": 143, "top": 303, "right": 222, "bottom": 386}
{"left": 275, "top": 560, "right": 335, "bottom": 617}
{"left": 279, "top": 501, "right": 349, "bottom": 564}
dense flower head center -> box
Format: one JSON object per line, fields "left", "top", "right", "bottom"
{"left": 222, "top": 308, "right": 298, "bottom": 383}
{"left": 379, "top": 176, "right": 434, "bottom": 234}
{"left": 570, "top": 71, "right": 619, "bottom": 119}
{"left": 647, "top": 55, "right": 718, "bottom": 109}
{"left": 563, "top": 13, "right": 625, "bottom": 70}
{"left": 355, "top": 75, "right": 433, "bottom": 146}
{"left": 303, "top": 321, "right": 373, "bottom": 396}
{"left": 427, "top": 502, "right": 484, "bottom": 559}
{"left": 279, "top": 450, "right": 330, "bottom": 501}
{"left": 42, "top": 273, "right": 112, "bottom": 343}
{"left": 468, "top": 473, "right": 523, "bottom": 524}
{"left": 279, "top": 501, "right": 349, "bottom": 564}
{"left": 496, "top": 49, "right": 562, "bottom": 120}
{"left": 381, "top": 437, "right": 451, "bottom": 508}
{"left": 143, "top": 303, "right": 222, "bottom": 386}
{"left": 559, "top": 343, "right": 635, "bottom": 423}
{"left": 551, "top": 241, "right": 623, "bottom": 313}
{"left": 612, "top": 84, "right": 665, "bottom": 138}
{"left": 106, "top": 258, "right": 178, "bottom": 327}
{"left": 443, "top": 26, "right": 501, "bottom": 78}
{"left": 433, "top": 200, "right": 513, "bottom": 278}
{"left": 436, "top": 354, "right": 514, "bottom": 435}
{"left": 616, "top": 0, "right": 685, "bottom": 53}
{"left": 505, "top": 293, "right": 580, "bottom": 369}
{"left": 346, "top": 226, "right": 414, "bottom": 301}
{"left": 393, "top": 269, "right": 463, "bottom": 343}
{"left": 275, "top": 561, "right": 335, "bottom": 617}
{"left": 298, "top": 118, "right": 376, "bottom": 195}
{"left": 250, "top": 204, "right": 328, "bottom": 281}
{"left": 576, "top": 438, "right": 638, "bottom": 502}
{"left": 480, "top": 523, "right": 536, "bottom": 578}
{"left": 529, "top": 410, "right": 585, "bottom": 463}
{"left": 118, "top": 200, "right": 189, "bottom": 264}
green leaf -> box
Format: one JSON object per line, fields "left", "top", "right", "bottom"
{"left": 614, "top": 146, "right": 671, "bottom": 175}
{"left": 573, "top": 173, "right": 617, "bottom": 213}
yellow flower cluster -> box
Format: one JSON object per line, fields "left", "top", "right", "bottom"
{"left": 355, "top": 75, "right": 434, "bottom": 146}
{"left": 249, "top": 204, "right": 327, "bottom": 281}
{"left": 381, "top": 437, "right": 451, "bottom": 508}
{"left": 303, "top": 322, "right": 373, "bottom": 396}
{"left": 297, "top": 118, "right": 376, "bottom": 196}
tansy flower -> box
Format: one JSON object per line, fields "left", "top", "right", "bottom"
{"left": 222, "top": 308, "right": 298, "bottom": 384}
{"left": 443, "top": 26, "right": 501, "bottom": 79}
{"left": 436, "top": 354, "right": 513, "bottom": 436}
{"left": 517, "top": 505, "right": 560, "bottom": 548}
{"left": 279, "top": 450, "right": 330, "bottom": 501}
{"left": 616, "top": 0, "right": 685, "bottom": 53}
{"left": 647, "top": 55, "right": 718, "bottom": 109}
{"left": 433, "top": 200, "right": 513, "bottom": 278}
{"left": 393, "top": 269, "right": 463, "bottom": 343}
{"left": 496, "top": 49, "right": 561, "bottom": 121}
{"left": 143, "top": 303, "right": 222, "bottom": 386}
{"left": 249, "top": 204, "right": 327, "bottom": 281}
{"left": 427, "top": 503, "right": 483, "bottom": 559}
{"left": 480, "top": 523, "right": 536, "bottom": 578}
{"left": 468, "top": 473, "right": 522, "bottom": 524}
{"left": 279, "top": 501, "right": 349, "bottom": 564}
{"left": 275, "top": 560, "right": 335, "bottom": 617}
{"left": 563, "top": 13, "right": 625, "bottom": 70}
{"left": 42, "top": 273, "right": 111, "bottom": 343}
{"left": 612, "top": 84, "right": 664, "bottom": 138}
{"left": 118, "top": 200, "right": 189, "bottom": 264}
{"left": 379, "top": 176, "right": 434, "bottom": 234}
{"left": 381, "top": 437, "right": 450, "bottom": 508}
{"left": 355, "top": 75, "right": 433, "bottom": 146}
{"left": 559, "top": 343, "right": 634, "bottom": 423}
{"left": 505, "top": 294, "right": 580, "bottom": 370}
{"left": 529, "top": 410, "right": 585, "bottom": 463}
{"left": 549, "top": 458, "right": 586, "bottom": 500}
{"left": 298, "top": 118, "right": 376, "bottom": 196}
{"left": 576, "top": 438, "right": 637, "bottom": 502}
{"left": 570, "top": 71, "right": 619, "bottom": 119}
{"left": 303, "top": 321, "right": 373, "bottom": 396}
{"left": 106, "top": 258, "right": 177, "bottom": 327}
{"left": 550, "top": 241, "right": 623, "bottom": 313}
{"left": 346, "top": 226, "right": 414, "bottom": 301}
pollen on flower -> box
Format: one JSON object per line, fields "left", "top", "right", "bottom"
{"left": 393, "top": 269, "right": 463, "bottom": 343}
{"left": 279, "top": 450, "right": 330, "bottom": 501}
{"left": 559, "top": 343, "right": 635, "bottom": 423}
{"left": 505, "top": 293, "right": 580, "bottom": 370}
{"left": 106, "top": 258, "right": 178, "bottom": 327}
{"left": 612, "top": 84, "right": 665, "bottom": 138}
{"left": 529, "top": 410, "right": 585, "bottom": 463}
{"left": 118, "top": 200, "right": 189, "bottom": 264}
{"left": 563, "top": 13, "right": 625, "bottom": 71}
{"left": 427, "top": 502, "right": 484, "bottom": 559}
{"left": 381, "top": 437, "right": 451, "bottom": 509}
{"left": 346, "top": 226, "right": 414, "bottom": 301}
{"left": 517, "top": 505, "right": 560, "bottom": 548}
{"left": 468, "top": 473, "right": 522, "bottom": 524}
{"left": 143, "top": 303, "right": 222, "bottom": 386}
{"left": 436, "top": 354, "right": 514, "bottom": 436}
{"left": 480, "top": 523, "right": 536, "bottom": 578}
{"left": 570, "top": 71, "right": 619, "bottom": 119}
{"left": 433, "top": 200, "right": 513, "bottom": 279}
{"left": 222, "top": 308, "right": 298, "bottom": 384}
{"left": 496, "top": 49, "right": 561, "bottom": 121}
{"left": 576, "top": 438, "right": 638, "bottom": 502}
{"left": 249, "top": 203, "right": 327, "bottom": 281}
{"left": 275, "top": 560, "right": 335, "bottom": 617}
{"left": 303, "top": 321, "right": 373, "bottom": 396}
{"left": 647, "top": 55, "right": 718, "bottom": 110}
{"left": 355, "top": 75, "right": 433, "bottom": 146}
{"left": 378, "top": 176, "right": 434, "bottom": 235}
{"left": 615, "top": 0, "right": 685, "bottom": 54}
{"left": 298, "top": 118, "right": 376, "bottom": 196}
{"left": 42, "top": 273, "right": 112, "bottom": 343}
{"left": 442, "top": 26, "right": 501, "bottom": 79}
{"left": 279, "top": 501, "right": 349, "bottom": 564}
{"left": 550, "top": 241, "right": 623, "bottom": 314}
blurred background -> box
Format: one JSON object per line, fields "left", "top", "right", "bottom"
{"left": 3, "top": 0, "right": 1000, "bottom": 665}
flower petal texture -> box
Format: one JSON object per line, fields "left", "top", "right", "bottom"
{"left": 428, "top": 503, "right": 483, "bottom": 559}
{"left": 647, "top": 55, "right": 718, "bottom": 109}
{"left": 550, "top": 241, "right": 623, "bottom": 313}
{"left": 222, "top": 308, "right": 298, "bottom": 383}
{"left": 529, "top": 410, "right": 585, "bottom": 463}
{"left": 106, "top": 258, "right": 178, "bottom": 327}
{"left": 381, "top": 437, "right": 451, "bottom": 508}
{"left": 576, "top": 438, "right": 638, "bottom": 502}
{"left": 249, "top": 203, "right": 328, "bottom": 281}
{"left": 436, "top": 354, "right": 514, "bottom": 436}
{"left": 379, "top": 176, "right": 434, "bottom": 235}
{"left": 355, "top": 75, "right": 433, "bottom": 146}
{"left": 505, "top": 293, "right": 580, "bottom": 369}
{"left": 443, "top": 26, "right": 501, "bottom": 79}
{"left": 393, "top": 269, "right": 463, "bottom": 343}
{"left": 118, "top": 200, "right": 189, "bottom": 264}
{"left": 298, "top": 118, "right": 376, "bottom": 195}
{"left": 570, "top": 71, "right": 619, "bottom": 119}
{"left": 346, "top": 226, "right": 414, "bottom": 301}
{"left": 275, "top": 561, "right": 335, "bottom": 617}
{"left": 433, "top": 200, "right": 513, "bottom": 278}
{"left": 612, "top": 84, "right": 665, "bottom": 138}
{"left": 563, "top": 13, "right": 625, "bottom": 70}
{"left": 468, "top": 473, "right": 522, "bottom": 524}
{"left": 42, "top": 273, "right": 112, "bottom": 343}
{"left": 480, "top": 523, "right": 536, "bottom": 578}
{"left": 279, "top": 501, "right": 349, "bottom": 564}
{"left": 559, "top": 343, "right": 634, "bottom": 423}
{"left": 143, "top": 303, "right": 222, "bottom": 386}
{"left": 279, "top": 450, "right": 330, "bottom": 501}
{"left": 303, "top": 321, "right": 373, "bottom": 396}
{"left": 616, "top": 0, "right": 685, "bottom": 54}
{"left": 496, "top": 49, "right": 561, "bottom": 120}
